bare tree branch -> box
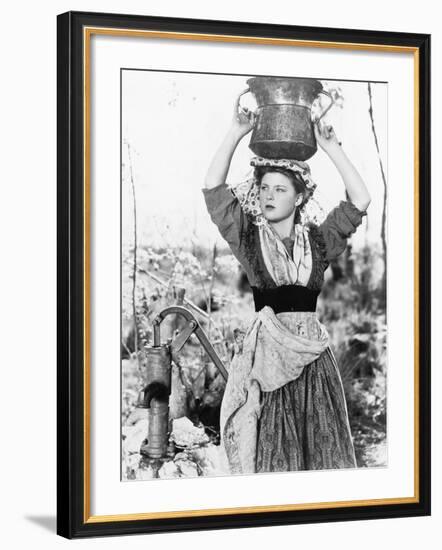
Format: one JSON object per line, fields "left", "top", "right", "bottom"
{"left": 126, "top": 142, "right": 140, "bottom": 369}
{"left": 367, "top": 83, "right": 387, "bottom": 292}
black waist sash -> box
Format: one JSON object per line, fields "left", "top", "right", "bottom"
{"left": 252, "top": 284, "right": 319, "bottom": 313}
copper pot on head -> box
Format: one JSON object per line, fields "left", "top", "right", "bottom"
{"left": 240, "top": 77, "right": 334, "bottom": 161}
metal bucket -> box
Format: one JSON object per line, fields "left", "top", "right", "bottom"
{"left": 241, "top": 77, "right": 334, "bottom": 161}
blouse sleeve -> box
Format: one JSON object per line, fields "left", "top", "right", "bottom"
{"left": 202, "top": 182, "right": 248, "bottom": 255}
{"left": 319, "top": 200, "right": 367, "bottom": 261}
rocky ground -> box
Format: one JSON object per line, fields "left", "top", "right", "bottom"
{"left": 122, "top": 414, "right": 230, "bottom": 481}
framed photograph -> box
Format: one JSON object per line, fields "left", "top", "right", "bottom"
{"left": 57, "top": 10, "right": 431, "bottom": 539}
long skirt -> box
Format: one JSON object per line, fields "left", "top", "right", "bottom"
{"left": 255, "top": 346, "right": 357, "bottom": 472}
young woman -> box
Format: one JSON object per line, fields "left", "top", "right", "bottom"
{"left": 203, "top": 88, "right": 371, "bottom": 475}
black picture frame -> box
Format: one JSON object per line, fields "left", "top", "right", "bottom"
{"left": 57, "top": 10, "right": 431, "bottom": 539}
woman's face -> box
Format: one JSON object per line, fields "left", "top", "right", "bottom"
{"left": 259, "top": 172, "right": 300, "bottom": 223}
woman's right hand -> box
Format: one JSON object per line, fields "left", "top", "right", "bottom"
{"left": 204, "top": 88, "right": 255, "bottom": 189}
{"left": 230, "top": 88, "right": 256, "bottom": 140}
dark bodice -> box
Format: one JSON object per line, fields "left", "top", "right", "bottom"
{"left": 252, "top": 284, "right": 319, "bottom": 313}
{"left": 241, "top": 218, "right": 329, "bottom": 292}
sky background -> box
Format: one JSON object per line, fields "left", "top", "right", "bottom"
{"left": 121, "top": 70, "right": 387, "bottom": 253}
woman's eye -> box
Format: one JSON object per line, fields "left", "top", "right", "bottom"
{"left": 276, "top": 188, "right": 286, "bottom": 192}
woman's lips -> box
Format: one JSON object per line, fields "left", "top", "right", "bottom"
{"left": 265, "top": 205, "right": 275, "bottom": 210}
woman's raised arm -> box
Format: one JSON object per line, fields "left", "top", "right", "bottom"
{"left": 313, "top": 121, "right": 371, "bottom": 212}
{"left": 204, "top": 89, "right": 256, "bottom": 189}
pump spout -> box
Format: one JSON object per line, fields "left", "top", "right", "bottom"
{"left": 138, "top": 381, "right": 170, "bottom": 409}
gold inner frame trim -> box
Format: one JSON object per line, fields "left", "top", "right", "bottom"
{"left": 83, "top": 26, "right": 420, "bottom": 524}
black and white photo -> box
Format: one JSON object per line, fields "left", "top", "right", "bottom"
{"left": 121, "top": 71, "right": 388, "bottom": 480}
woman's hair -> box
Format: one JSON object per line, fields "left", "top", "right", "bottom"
{"left": 253, "top": 166, "right": 311, "bottom": 224}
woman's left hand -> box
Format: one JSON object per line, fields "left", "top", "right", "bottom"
{"left": 314, "top": 120, "right": 341, "bottom": 154}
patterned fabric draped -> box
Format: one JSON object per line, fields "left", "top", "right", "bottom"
{"left": 256, "top": 333, "right": 356, "bottom": 472}
{"left": 220, "top": 307, "right": 331, "bottom": 474}
{"left": 259, "top": 223, "right": 313, "bottom": 286}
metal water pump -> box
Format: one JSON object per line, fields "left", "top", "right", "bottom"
{"left": 136, "top": 306, "right": 228, "bottom": 460}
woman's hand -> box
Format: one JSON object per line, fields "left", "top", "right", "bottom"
{"left": 229, "top": 88, "right": 256, "bottom": 140}
{"left": 314, "top": 120, "right": 341, "bottom": 156}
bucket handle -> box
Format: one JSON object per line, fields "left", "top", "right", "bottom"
{"left": 238, "top": 88, "right": 255, "bottom": 117}
{"left": 314, "top": 90, "right": 335, "bottom": 123}
{"left": 239, "top": 86, "right": 334, "bottom": 123}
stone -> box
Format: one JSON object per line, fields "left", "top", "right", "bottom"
{"left": 122, "top": 418, "right": 149, "bottom": 454}
{"left": 158, "top": 460, "right": 181, "bottom": 479}
{"left": 169, "top": 416, "right": 210, "bottom": 448}
{"left": 175, "top": 459, "right": 200, "bottom": 478}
